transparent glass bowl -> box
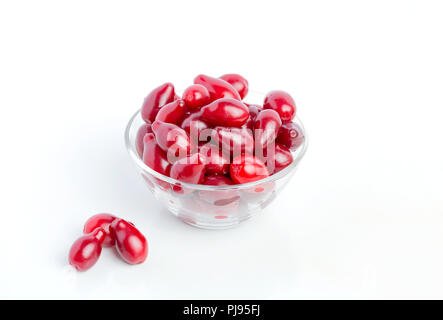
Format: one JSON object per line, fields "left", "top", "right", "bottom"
{"left": 125, "top": 92, "right": 308, "bottom": 229}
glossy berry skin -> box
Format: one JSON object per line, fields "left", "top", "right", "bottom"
{"left": 182, "top": 84, "right": 210, "bottom": 109}
{"left": 151, "top": 120, "right": 190, "bottom": 162}
{"left": 212, "top": 127, "right": 254, "bottom": 157}
{"left": 135, "top": 123, "right": 153, "bottom": 157}
{"left": 273, "top": 143, "right": 294, "bottom": 173}
{"left": 242, "top": 104, "right": 261, "bottom": 130}
{"left": 83, "top": 213, "right": 117, "bottom": 247}
{"left": 198, "top": 175, "right": 240, "bottom": 206}
{"left": 262, "top": 143, "right": 294, "bottom": 174}
{"left": 170, "top": 153, "right": 206, "bottom": 184}
{"left": 254, "top": 109, "right": 282, "bottom": 149}
{"left": 199, "top": 143, "right": 230, "bottom": 175}
{"left": 200, "top": 98, "right": 249, "bottom": 127}
{"left": 230, "top": 155, "right": 269, "bottom": 184}
{"left": 69, "top": 228, "right": 105, "bottom": 271}
{"left": 276, "top": 122, "right": 304, "bottom": 151}
{"left": 194, "top": 74, "right": 241, "bottom": 102}
{"left": 180, "top": 111, "right": 210, "bottom": 143}
{"left": 219, "top": 74, "right": 249, "bottom": 99}
{"left": 141, "top": 83, "right": 175, "bottom": 123}
{"left": 111, "top": 219, "right": 148, "bottom": 265}
{"left": 202, "top": 174, "right": 235, "bottom": 186}
{"left": 263, "top": 90, "right": 296, "bottom": 122}
{"left": 155, "top": 99, "right": 186, "bottom": 125}
{"left": 142, "top": 133, "right": 171, "bottom": 176}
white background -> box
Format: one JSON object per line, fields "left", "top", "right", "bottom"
{"left": 0, "top": 0, "right": 442, "bottom": 299}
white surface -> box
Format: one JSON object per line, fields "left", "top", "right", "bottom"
{"left": 0, "top": 0, "right": 442, "bottom": 299}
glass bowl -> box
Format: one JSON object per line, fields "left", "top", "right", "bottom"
{"left": 124, "top": 91, "right": 308, "bottom": 229}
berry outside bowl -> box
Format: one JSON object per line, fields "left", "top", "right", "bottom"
{"left": 124, "top": 91, "right": 308, "bottom": 229}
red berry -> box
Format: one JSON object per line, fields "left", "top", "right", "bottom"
{"left": 83, "top": 214, "right": 117, "bottom": 247}
{"left": 263, "top": 90, "right": 296, "bottom": 122}
{"left": 182, "top": 84, "right": 210, "bottom": 109}
{"left": 170, "top": 153, "right": 206, "bottom": 185}
{"left": 151, "top": 120, "right": 191, "bottom": 162}
{"left": 276, "top": 122, "right": 304, "bottom": 151}
{"left": 199, "top": 143, "right": 230, "bottom": 175}
{"left": 135, "top": 123, "right": 153, "bottom": 157}
{"left": 111, "top": 219, "right": 148, "bottom": 265}
{"left": 219, "top": 73, "right": 249, "bottom": 99}
{"left": 141, "top": 83, "right": 175, "bottom": 123}
{"left": 230, "top": 155, "right": 269, "bottom": 184}
{"left": 69, "top": 228, "right": 105, "bottom": 271}
{"left": 180, "top": 111, "right": 210, "bottom": 143}
{"left": 242, "top": 105, "right": 261, "bottom": 130}
{"left": 211, "top": 127, "right": 254, "bottom": 157}
{"left": 254, "top": 109, "right": 282, "bottom": 149}
{"left": 262, "top": 143, "right": 294, "bottom": 174}
{"left": 155, "top": 99, "right": 186, "bottom": 125}
{"left": 194, "top": 74, "right": 241, "bottom": 102}
{"left": 200, "top": 98, "right": 250, "bottom": 127}
{"left": 142, "top": 133, "right": 171, "bottom": 176}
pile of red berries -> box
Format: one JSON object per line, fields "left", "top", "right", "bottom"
{"left": 137, "top": 74, "right": 304, "bottom": 189}
{"left": 69, "top": 214, "right": 148, "bottom": 271}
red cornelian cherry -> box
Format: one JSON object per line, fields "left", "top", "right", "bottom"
{"left": 243, "top": 117, "right": 254, "bottom": 131}
{"left": 69, "top": 228, "right": 106, "bottom": 271}
{"left": 151, "top": 120, "right": 191, "bottom": 162}
{"left": 212, "top": 126, "right": 254, "bottom": 157}
{"left": 276, "top": 121, "right": 304, "bottom": 151}
{"left": 141, "top": 83, "right": 175, "bottom": 123}
{"left": 170, "top": 153, "right": 206, "bottom": 184}
{"left": 180, "top": 111, "right": 210, "bottom": 142}
{"left": 111, "top": 219, "right": 148, "bottom": 265}
{"left": 219, "top": 73, "right": 249, "bottom": 99}
{"left": 155, "top": 99, "right": 186, "bottom": 125}
{"left": 242, "top": 105, "right": 260, "bottom": 130}
{"left": 83, "top": 213, "right": 117, "bottom": 247}
{"left": 254, "top": 109, "right": 282, "bottom": 149}
{"left": 262, "top": 143, "right": 294, "bottom": 174}
{"left": 273, "top": 143, "right": 294, "bottom": 173}
{"left": 199, "top": 143, "right": 230, "bottom": 175}
{"left": 142, "top": 133, "right": 171, "bottom": 176}
{"left": 263, "top": 90, "right": 296, "bottom": 122}
{"left": 202, "top": 174, "right": 236, "bottom": 186}
{"left": 194, "top": 74, "right": 241, "bottom": 102}
{"left": 230, "top": 155, "right": 270, "bottom": 184}
{"left": 136, "top": 122, "right": 153, "bottom": 157}
{"left": 200, "top": 98, "right": 249, "bottom": 127}
{"left": 182, "top": 84, "right": 210, "bottom": 109}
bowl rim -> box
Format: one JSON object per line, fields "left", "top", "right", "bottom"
{"left": 124, "top": 108, "right": 308, "bottom": 191}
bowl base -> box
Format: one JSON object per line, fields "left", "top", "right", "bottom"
{"left": 162, "top": 190, "right": 278, "bottom": 230}
{"left": 180, "top": 216, "right": 247, "bottom": 230}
